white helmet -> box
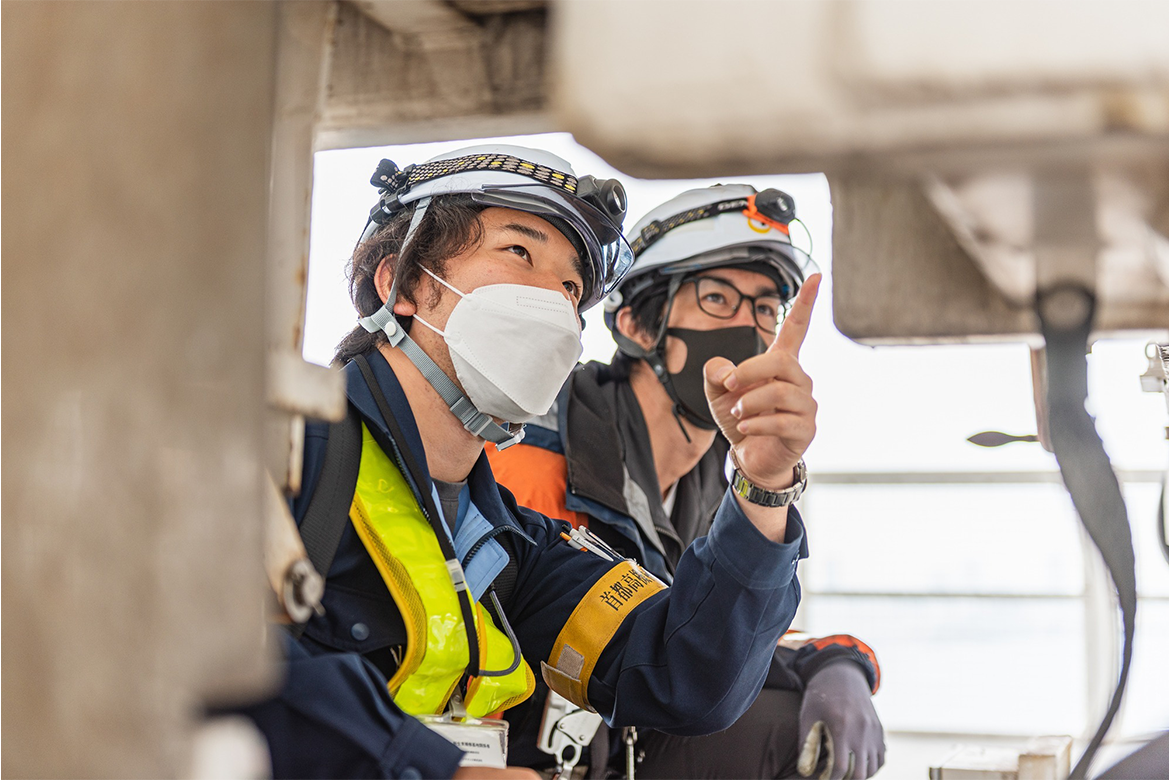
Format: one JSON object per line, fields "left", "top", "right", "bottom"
{"left": 359, "top": 144, "right": 633, "bottom": 311}
{"left": 604, "top": 183, "right": 816, "bottom": 324}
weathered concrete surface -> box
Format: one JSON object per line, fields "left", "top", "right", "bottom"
{"left": 552, "top": 0, "right": 1167, "bottom": 179}
{"left": 2, "top": 2, "right": 278, "bottom": 776}
{"left": 266, "top": 2, "right": 347, "bottom": 498}
{"left": 830, "top": 172, "right": 1169, "bottom": 344}
{"left": 830, "top": 175, "right": 1040, "bottom": 344}
{"left": 550, "top": 0, "right": 1168, "bottom": 343}
{"left": 316, "top": 0, "right": 551, "bottom": 149}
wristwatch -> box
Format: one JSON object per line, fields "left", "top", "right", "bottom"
{"left": 730, "top": 459, "right": 807, "bottom": 507}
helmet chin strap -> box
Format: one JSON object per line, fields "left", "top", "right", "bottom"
{"left": 357, "top": 197, "right": 525, "bottom": 450}
{"left": 611, "top": 276, "right": 717, "bottom": 443}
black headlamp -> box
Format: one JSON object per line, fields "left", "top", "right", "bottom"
{"left": 364, "top": 159, "right": 413, "bottom": 227}
{"left": 575, "top": 175, "right": 628, "bottom": 228}
{"left": 750, "top": 188, "right": 796, "bottom": 226}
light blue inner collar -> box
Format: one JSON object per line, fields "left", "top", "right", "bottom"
{"left": 430, "top": 482, "right": 508, "bottom": 602}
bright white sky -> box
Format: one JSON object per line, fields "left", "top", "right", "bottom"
{"left": 304, "top": 132, "right": 1168, "bottom": 476}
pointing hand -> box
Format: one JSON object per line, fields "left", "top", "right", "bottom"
{"left": 703, "top": 274, "right": 821, "bottom": 490}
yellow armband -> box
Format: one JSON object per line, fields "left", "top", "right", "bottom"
{"left": 541, "top": 561, "right": 666, "bottom": 711}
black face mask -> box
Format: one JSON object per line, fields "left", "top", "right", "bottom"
{"left": 662, "top": 326, "right": 768, "bottom": 429}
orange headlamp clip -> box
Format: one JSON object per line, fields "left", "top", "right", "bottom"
{"left": 744, "top": 193, "right": 791, "bottom": 235}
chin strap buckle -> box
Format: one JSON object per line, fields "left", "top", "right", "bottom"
{"left": 358, "top": 304, "right": 406, "bottom": 347}
{"left": 494, "top": 425, "right": 526, "bottom": 450}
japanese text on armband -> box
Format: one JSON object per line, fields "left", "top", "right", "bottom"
{"left": 599, "top": 567, "right": 658, "bottom": 611}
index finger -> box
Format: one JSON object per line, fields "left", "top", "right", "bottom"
{"left": 769, "top": 273, "right": 821, "bottom": 358}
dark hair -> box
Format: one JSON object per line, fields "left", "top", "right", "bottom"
{"left": 622, "top": 278, "right": 673, "bottom": 342}
{"left": 333, "top": 195, "right": 487, "bottom": 366}
{"left": 609, "top": 277, "right": 672, "bottom": 375}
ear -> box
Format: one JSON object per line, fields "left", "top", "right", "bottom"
{"left": 373, "top": 256, "right": 394, "bottom": 304}
{"left": 615, "top": 308, "right": 656, "bottom": 352}
{"left": 374, "top": 256, "right": 417, "bottom": 317}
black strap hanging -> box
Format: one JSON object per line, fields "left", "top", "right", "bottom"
{"left": 289, "top": 405, "right": 363, "bottom": 639}
{"left": 1038, "top": 285, "right": 1137, "bottom": 780}
{"left": 298, "top": 405, "right": 363, "bottom": 588}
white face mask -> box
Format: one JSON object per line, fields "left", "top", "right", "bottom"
{"left": 412, "top": 267, "right": 584, "bottom": 423}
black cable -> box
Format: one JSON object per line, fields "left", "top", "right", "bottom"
{"left": 476, "top": 590, "right": 523, "bottom": 678}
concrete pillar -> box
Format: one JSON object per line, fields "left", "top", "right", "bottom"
{"left": 2, "top": 2, "right": 278, "bottom": 776}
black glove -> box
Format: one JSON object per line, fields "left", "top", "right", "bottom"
{"left": 796, "top": 661, "right": 885, "bottom": 780}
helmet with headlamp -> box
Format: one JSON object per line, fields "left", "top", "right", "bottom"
{"left": 355, "top": 144, "right": 634, "bottom": 450}
{"left": 604, "top": 183, "right": 815, "bottom": 322}
{"left": 359, "top": 144, "right": 632, "bottom": 311}
{"left": 603, "top": 184, "right": 819, "bottom": 432}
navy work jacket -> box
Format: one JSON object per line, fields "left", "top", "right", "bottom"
{"left": 250, "top": 351, "right": 806, "bottom": 779}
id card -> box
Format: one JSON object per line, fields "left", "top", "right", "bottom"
{"left": 418, "top": 715, "right": 509, "bottom": 768}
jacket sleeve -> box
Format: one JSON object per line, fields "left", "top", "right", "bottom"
{"left": 237, "top": 633, "right": 465, "bottom": 779}
{"left": 506, "top": 489, "right": 806, "bottom": 737}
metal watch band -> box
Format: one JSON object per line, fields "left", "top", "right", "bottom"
{"left": 730, "top": 459, "right": 807, "bottom": 507}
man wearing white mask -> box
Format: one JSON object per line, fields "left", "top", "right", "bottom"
{"left": 242, "top": 146, "right": 818, "bottom": 779}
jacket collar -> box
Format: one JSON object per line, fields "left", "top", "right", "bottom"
{"left": 560, "top": 362, "right": 633, "bottom": 515}
{"left": 561, "top": 361, "right": 728, "bottom": 559}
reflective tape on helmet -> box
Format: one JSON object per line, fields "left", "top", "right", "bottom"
{"left": 403, "top": 152, "right": 580, "bottom": 196}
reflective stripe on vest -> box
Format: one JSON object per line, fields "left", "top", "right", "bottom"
{"left": 349, "top": 422, "right": 534, "bottom": 716}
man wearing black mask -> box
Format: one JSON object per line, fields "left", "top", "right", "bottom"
{"left": 490, "top": 184, "right": 884, "bottom": 780}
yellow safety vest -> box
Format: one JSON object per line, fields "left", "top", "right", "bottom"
{"left": 348, "top": 423, "right": 535, "bottom": 717}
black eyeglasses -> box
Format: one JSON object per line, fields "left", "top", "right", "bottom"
{"left": 687, "top": 276, "right": 785, "bottom": 333}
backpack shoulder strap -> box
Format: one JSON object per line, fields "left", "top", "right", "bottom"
{"left": 299, "top": 404, "right": 363, "bottom": 586}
